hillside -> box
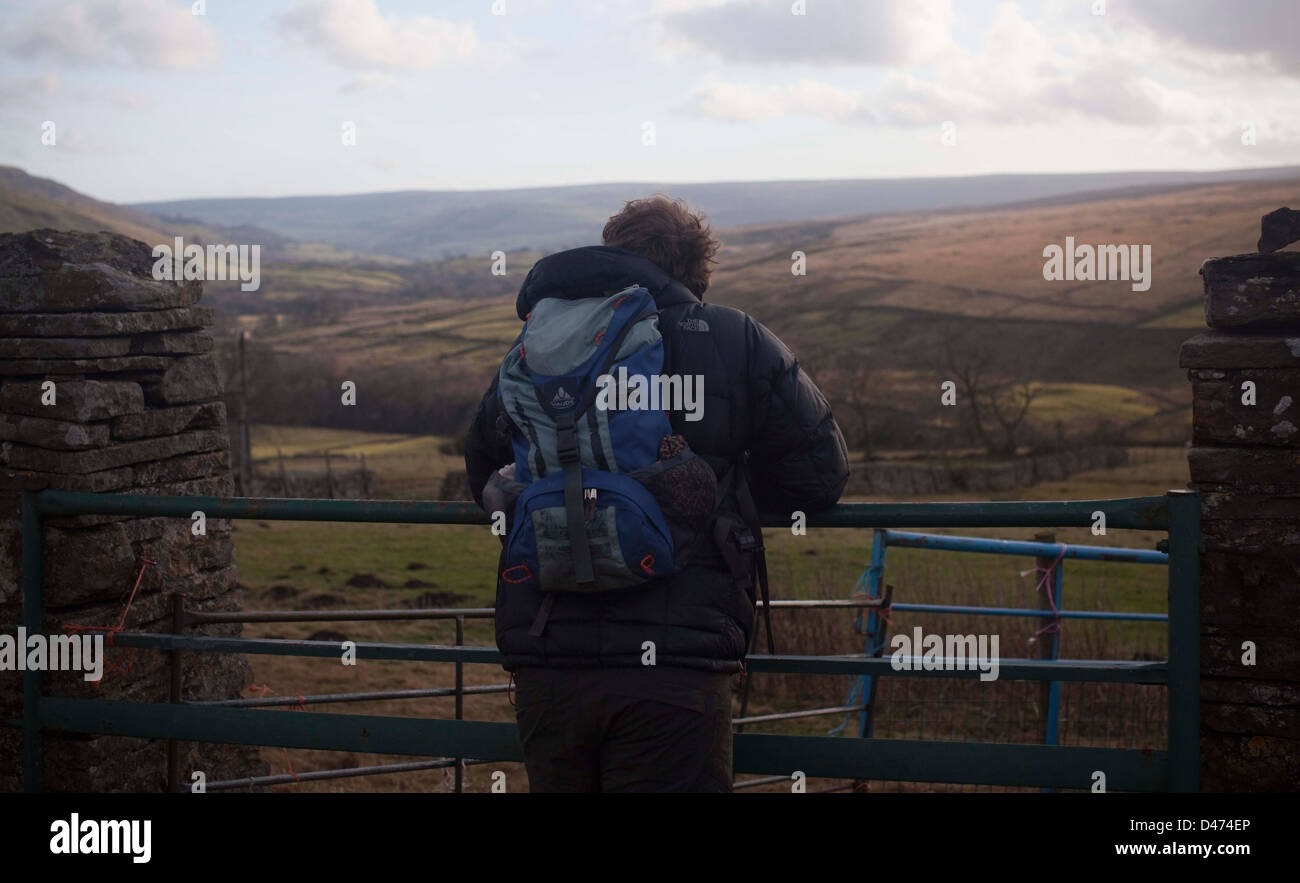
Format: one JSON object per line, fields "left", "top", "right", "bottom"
{"left": 7, "top": 164, "right": 1296, "bottom": 453}
{"left": 0, "top": 166, "right": 296, "bottom": 261}
{"left": 232, "top": 175, "right": 1296, "bottom": 451}
{"left": 0, "top": 166, "right": 171, "bottom": 244}
{"left": 131, "top": 166, "right": 1300, "bottom": 261}
{"left": 258, "top": 177, "right": 1299, "bottom": 363}
{"left": 713, "top": 178, "right": 1299, "bottom": 332}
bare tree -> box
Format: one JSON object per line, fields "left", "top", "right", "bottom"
{"left": 805, "top": 350, "right": 876, "bottom": 461}
{"left": 939, "top": 328, "right": 1038, "bottom": 458}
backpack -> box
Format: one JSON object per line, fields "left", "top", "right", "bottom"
{"left": 488, "top": 284, "right": 774, "bottom": 650}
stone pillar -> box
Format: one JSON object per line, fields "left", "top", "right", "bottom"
{"left": 0, "top": 229, "right": 265, "bottom": 791}
{"left": 1181, "top": 215, "right": 1300, "bottom": 790}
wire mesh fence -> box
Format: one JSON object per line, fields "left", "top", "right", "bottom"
{"left": 735, "top": 538, "right": 1169, "bottom": 793}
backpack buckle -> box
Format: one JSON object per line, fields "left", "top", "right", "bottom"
{"left": 556, "top": 423, "right": 580, "bottom": 465}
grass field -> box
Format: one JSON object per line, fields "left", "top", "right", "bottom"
{"left": 223, "top": 425, "right": 1188, "bottom": 792}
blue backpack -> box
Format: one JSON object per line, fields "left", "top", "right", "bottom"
{"left": 489, "top": 286, "right": 721, "bottom": 637}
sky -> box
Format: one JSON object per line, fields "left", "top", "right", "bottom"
{"left": 0, "top": 0, "right": 1296, "bottom": 203}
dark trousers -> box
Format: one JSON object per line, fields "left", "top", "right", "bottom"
{"left": 512, "top": 665, "right": 736, "bottom": 793}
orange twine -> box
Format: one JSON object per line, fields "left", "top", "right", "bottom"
{"left": 60, "top": 555, "right": 154, "bottom": 683}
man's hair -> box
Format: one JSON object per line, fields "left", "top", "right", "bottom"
{"left": 601, "top": 195, "right": 720, "bottom": 297}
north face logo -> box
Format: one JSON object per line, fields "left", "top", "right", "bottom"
{"left": 550, "top": 386, "right": 575, "bottom": 409}
{"left": 679, "top": 318, "right": 710, "bottom": 332}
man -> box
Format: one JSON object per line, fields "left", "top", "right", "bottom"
{"left": 464, "top": 195, "right": 849, "bottom": 792}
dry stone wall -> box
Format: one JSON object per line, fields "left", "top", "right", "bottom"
{"left": 0, "top": 229, "right": 265, "bottom": 791}
{"left": 1182, "top": 216, "right": 1300, "bottom": 790}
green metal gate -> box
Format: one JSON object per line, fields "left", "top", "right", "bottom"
{"left": 13, "top": 488, "right": 1200, "bottom": 792}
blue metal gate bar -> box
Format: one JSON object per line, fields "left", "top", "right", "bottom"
{"left": 880, "top": 530, "right": 1170, "bottom": 564}
{"left": 878, "top": 603, "right": 1166, "bottom": 621}
{"left": 39, "top": 697, "right": 1168, "bottom": 791}
{"left": 1045, "top": 558, "right": 1063, "bottom": 749}
{"left": 855, "top": 526, "right": 1170, "bottom": 748}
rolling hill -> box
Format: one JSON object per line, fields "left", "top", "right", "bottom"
{"left": 0, "top": 166, "right": 293, "bottom": 260}
{"left": 256, "top": 176, "right": 1300, "bottom": 363}
{"left": 0, "top": 165, "right": 172, "bottom": 244}
{"left": 6, "top": 163, "right": 1296, "bottom": 449}
{"left": 130, "top": 166, "right": 1300, "bottom": 261}
{"left": 244, "top": 174, "right": 1299, "bottom": 448}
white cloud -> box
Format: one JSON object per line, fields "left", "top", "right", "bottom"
{"left": 4, "top": 0, "right": 217, "bottom": 69}
{"left": 1117, "top": 0, "right": 1300, "bottom": 77}
{"left": 657, "top": 0, "right": 954, "bottom": 67}
{"left": 339, "top": 72, "right": 399, "bottom": 93}
{"left": 41, "top": 125, "right": 106, "bottom": 154}
{"left": 94, "top": 88, "right": 153, "bottom": 110}
{"left": 0, "top": 73, "right": 62, "bottom": 106}
{"left": 684, "top": 1, "right": 1300, "bottom": 141}
{"left": 279, "top": 0, "right": 478, "bottom": 72}
{"left": 688, "top": 78, "right": 870, "bottom": 123}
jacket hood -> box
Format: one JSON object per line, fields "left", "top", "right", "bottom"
{"left": 515, "top": 245, "right": 700, "bottom": 320}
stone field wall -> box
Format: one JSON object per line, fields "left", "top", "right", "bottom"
{"left": 0, "top": 229, "right": 265, "bottom": 791}
{"left": 1183, "top": 236, "right": 1300, "bottom": 790}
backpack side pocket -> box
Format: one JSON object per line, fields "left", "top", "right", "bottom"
{"left": 502, "top": 470, "right": 676, "bottom": 592}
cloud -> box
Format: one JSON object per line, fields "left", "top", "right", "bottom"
{"left": 92, "top": 87, "right": 153, "bottom": 110}
{"left": 1036, "top": 63, "right": 1172, "bottom": 127}
{"left": 279, "top": 0, "right": 478, "bottom": 72}
{"left": 0, "top": 73, "right": 152, "bottom": 112}
{"left": 339, "top": 72, "right": 399, "bottom": 93}
{"left": 657, "top": 0, "right": 954, "bottom": 67}
{"left": 0, "top": 74, "right": 62, "bottom": 106}
{"left": 684, "top": 4, "right": 1246, "bottom": 131}
{"left": 3, "top": 0, "right": 217, "bottom": 69}
{"left": 686, "top": 73, "right": 992, "bottom": 128}
{"left": 1116, "top": 0, "right": 1300, "bottom": 77}
{"left": 38, "top": 125, "right": 106, "bottom": 154}
{"left": 688, "top": 78, "right": 870, "bottom": 123}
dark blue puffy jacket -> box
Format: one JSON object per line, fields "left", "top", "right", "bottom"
{"left": 465, "top": 246, "right": 850, "bottom": 672}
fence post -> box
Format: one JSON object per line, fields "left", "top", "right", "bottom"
{"left": 858, "top": 529, "right": 888, "bottom": 739}
{"left": 1032, "top": 532, "right": 1061, "bottom": 747}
